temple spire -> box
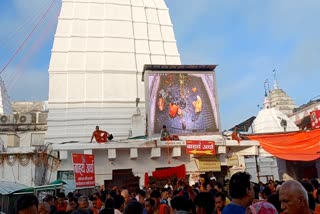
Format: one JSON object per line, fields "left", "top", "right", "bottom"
{"left": 273, "top": 69, "right": 279, "bottom": 89}
{"left": 264, "top": 79, "right": 269, "bottom": 96}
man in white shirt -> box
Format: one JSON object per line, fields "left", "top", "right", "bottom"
{"left": 164, "top": 179, "right": 174, "bottom": 190}
{"left": 114, "top": 195, "right": 125, "bottom": 214}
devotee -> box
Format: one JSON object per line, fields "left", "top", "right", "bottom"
{"left": 121, "top": 189, "right": 131, "bottom": 207}
{"left": 150, "top": 190, "right": 170, "bottom": 214}
{"left": 194, "top": 192, "right": 215, "bottom": 214}
{"left": 89, "top": 196, "right": 99, "bottom": 214}
{"left": 315, "top": 188, "right": 320, "bottom": 214}
{"left": 246, "top": 201, "right": 279, "bottom": 214}
{"left": 38, "top": 202, "right": 50, "bottom": 214}
{"left": 43, "top": 194, "right": 57, "bottom": 214}
{"left": 144, "top": 198, "right": 156, "bottom": 214}
{"left": 160, "top": 125, "right": 171, "bottom": 140}
{"left": 72, "top": 196, "right": 93, "bottom": 214}
{"left": 114, "top": 195, "right": 125, "bottom": 214}
{"left": 300, "top": 179, "right": 316, "bottom": 211}
{"left": 214, "top": 192, "right": 227, "bottom": 214}
{"left": 231, "top": 126, "right": 242, "bottom": 143}
{"left": 214, "top": 182, "right": 230, "bottom": 205}
{"left": 261, "top": 186, "right": 272, "bottom": 200}
{"left": 123, "top": 201, "right": 144, "bottom": 214}
{"left": 66, "top": 197, "right": 78, "bottom": 214}
{"left": 160, "top": 188, "right": 169, "bottom": 205}
{"left": 99, "top": 198, "right": 114, "bottom": 214}
{"left": 56, "top": 192, "right": 67, "bottom": 212}
{"left": 16, "top": 194, "right": 39, "bottom": 214}
{"left": 267, "top": 192, "right": 282, "bottom": 213}
{"left": 222, "top": 172, "right": 255, "bottom": 214}
{"left": 164, "top": 179, "right": 174, "bottom": 190}
{"left": 93, "top": 192, "right": 103, "bottom": 211}
{"left": 170, "top": 195, "right": 192, "bottom": 214}
{"left": 198, "top": 176, "right": 207, "bottom": 192}
{"left": 90, "top": 126, "right": 111, "bottom": 143}
{"left": 279, "top": 180, "right": 313, "bottom": 214}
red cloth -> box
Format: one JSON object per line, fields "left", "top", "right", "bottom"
{"left": 94, "top": 131, "right": 108, "bottom": 143}
{"left": 159, "top": 203, "right": 170, "bottom": 214}
{"left": 245, "top": 129, "right": 320, "bottom": 161}
{"left": 56, "top": 202, "right": 67, "bottom": 212}
{"left": 152, "top": 164, "right": 186, "bottom": 179}
{"left": 144, "top": 172, "right": 149, "bottom": 187}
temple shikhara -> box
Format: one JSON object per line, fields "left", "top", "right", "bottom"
{"left": 46, "top": 0, "right": 181, "bottom": 143}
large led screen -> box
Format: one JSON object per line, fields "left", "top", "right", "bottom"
{"left": 145, "top": 70, "right": 220, "bottom": 137}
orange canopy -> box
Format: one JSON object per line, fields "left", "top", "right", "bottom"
{"left": 245, "top": 129, "right": 320, "bottom": 161}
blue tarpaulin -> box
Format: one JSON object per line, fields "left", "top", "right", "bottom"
{"left": 0, "top": 181, "right": 29, "bottom": 195}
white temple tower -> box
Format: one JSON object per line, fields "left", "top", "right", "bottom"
{"left": 46, "top": 0, "right": 181, "bottom": 143}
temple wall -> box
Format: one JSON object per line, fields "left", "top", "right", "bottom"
{"left": 47, "top": 0, "right": 181, "bottom": 143}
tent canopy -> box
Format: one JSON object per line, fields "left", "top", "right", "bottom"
{"left": 0, "top": 181, "right": 30, "bottom": 195}
{"left": 244, "top": 128, "right": 320, "bottom": 161}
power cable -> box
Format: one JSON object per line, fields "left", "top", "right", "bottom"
{"left": 0, "top": 0, "right": 53, "bottom": 71}
{"left": 0, "top": 0, "right": 52, "bottom": 50}
{"left": 6, "top": 1, "right": 60, "bottom": 91}
{"left": 0, "top": 0, "right": 57, "bottom": 75}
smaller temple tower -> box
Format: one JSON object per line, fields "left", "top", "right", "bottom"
{"left": 0, "top": 77, "right": 12, "bottom": 115}
{"left": 267, "top": 70, "right": 297, "bottom": 116}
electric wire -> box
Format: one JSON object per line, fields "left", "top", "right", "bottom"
{"left": 0, "top": 0, "right": 57, "bottom": 75}
{"left": 6, "top": 1, "right": 60, "bottom": 91}
{"left": 0, "top": 0, "right": 53, "bottom": 72}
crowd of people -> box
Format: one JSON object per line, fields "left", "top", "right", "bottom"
{"left": 14, "top": 171, "right": 320, "bottom": 214}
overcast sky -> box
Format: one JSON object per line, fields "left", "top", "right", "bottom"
{"left": 0, "top": 0, "right": 319, "bottom": 130}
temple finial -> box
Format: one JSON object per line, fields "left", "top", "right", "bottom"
{"left": 264, "top": 79, "right": 269, "bottom": 96}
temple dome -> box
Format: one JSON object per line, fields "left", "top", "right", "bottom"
{"left": 252, "top": 107, "right": 298, "bottom": 133}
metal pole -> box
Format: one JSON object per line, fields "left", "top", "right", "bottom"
{"left": 255, "top": 155, "right": 260, "bottom": 182}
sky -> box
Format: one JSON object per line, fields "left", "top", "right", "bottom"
{"left": 0, "top": 0, "right": 319, "bottom": 130}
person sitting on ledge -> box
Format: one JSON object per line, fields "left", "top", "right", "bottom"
{"left": 160, "top": 125, "right": 179, "bottom": 141}
{"left": 90, "top": 126, "right": 109, "bottom": 143}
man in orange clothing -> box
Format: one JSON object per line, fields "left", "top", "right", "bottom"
{"left": 231, "top": 126, "right": 242, "bottom": 144}
{"left": 90, "top": 126, "right": 109, "bottom": 143}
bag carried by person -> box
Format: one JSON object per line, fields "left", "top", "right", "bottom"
{"left": 108, "top": 134, "right": 114, "bottom": 140}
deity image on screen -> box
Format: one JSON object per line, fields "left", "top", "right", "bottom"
{"left": 148, "top": 72, "right": 219, "bottom": 135}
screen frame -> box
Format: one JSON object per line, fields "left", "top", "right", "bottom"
{"left": 143, "top": 66, "right": 221, "bottom": 137}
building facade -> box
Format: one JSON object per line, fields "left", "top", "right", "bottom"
{"left": 0, "top": 101, "right": 54, "bottom": 186}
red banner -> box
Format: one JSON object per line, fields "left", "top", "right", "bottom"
{"left": 72, "top": 154, "right": 95, "bottom": 188}
{"left": 310, "top": 110, "right": 320, "bottom": 129}
{"left": 186, "top": 140, "right": 216, "bottom": 155}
